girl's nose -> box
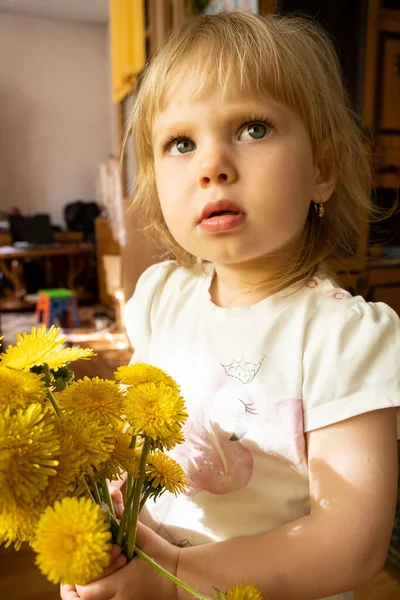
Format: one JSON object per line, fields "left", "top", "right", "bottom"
{"left": 198, "top": 156, "right": 237, "bottom": 188}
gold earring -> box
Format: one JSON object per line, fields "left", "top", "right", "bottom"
{"left": 314, "top": 193, "right": 325, "bottom": 218}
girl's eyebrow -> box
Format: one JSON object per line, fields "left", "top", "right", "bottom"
{"left": 153, "top": 102, "right": 285, "bottom": 144}
{"left": 153, "top": 121, "right": 192, "bottom": 144}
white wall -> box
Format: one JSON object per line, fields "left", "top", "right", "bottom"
{"left": 0, "top": 14, "right": 111, "bottom": 226}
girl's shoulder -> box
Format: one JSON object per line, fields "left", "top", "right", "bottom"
{"left": 123, "top": 261, "right": 202, "bottom": 358}
{"left": 305, "top": 273, "right": 399, "bottom": 329}
{"left": 302, "top": 275, "right": 400, "bottom": 434}
{"left": 124, "top": 260, "right": 207, "bottom": 325}
{"left": 302, "top": 274, "right": 400, "bottom": 361}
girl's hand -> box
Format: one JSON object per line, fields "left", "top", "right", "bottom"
{"left": 108, "top": 485, "right": 125, "bottom": 519}
{"left": 60, "top": 545, "right": 127, "bottom": 599}
{"left": 62, "top": 523, "right": 180, "bottom": 600}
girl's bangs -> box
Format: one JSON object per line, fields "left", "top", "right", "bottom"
{"left": 154, "top": 35, "right": 295, "bottom": 116}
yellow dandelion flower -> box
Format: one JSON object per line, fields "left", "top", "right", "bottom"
{"left": 42, "top": 425, "right": 83, "bottom": 505}
{"left": 0, "top": 367, "right": 47, "bottom": 409}
{"left": 58, "top": 377, "right": 124, "bottom": 426}
{"left": 98, "top": 430, "right": 139, "bottom": 481}
{"left": 115, "top": 363, "right": 180, "bottom": 393}
{"left": 154, "top": 428, "right": 185, "bottom": 451}
{"left": 0, "top": 404, "right": 60, "bottom": 509}
{"left": 32, "top": 496, "right": 112, "bottom": 585}
{"left": 0, "top": 325, "right": 94, "bottom": 371}
{"left": 0, "top": 502, "right": 43, "bottom": 550}
{"left": 57, "top": 412, "right": 115, "bottom": 475}
{"left": 0, "top": 325, "right": 64, "bottom": 370}
{"left": 45, "top": 346, "right": 94, "bottom": 371}
{"left": 124, "top": 382, "right": 188, "bottom": 448}
{"left": 146, "top": 452, "right": 188, "bottom": 496}
{"left": 224, "top": 582, "right": 263, "bottom": 600}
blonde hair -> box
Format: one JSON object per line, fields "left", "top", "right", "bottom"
{"left": 129, "top": 11, "right": 372, "bottom": 289}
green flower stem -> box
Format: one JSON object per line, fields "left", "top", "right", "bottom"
{"left": 46, "top": 388, "right": 60, "bottom": 416}
{"left": 116, "top": 479, "right": 137, "bottom": 547}
{"left": 100, "top": 480, "right": 120, "bottom": 542}
{"left": 109, "top": 513, "right": 120, "bottom": 543}
{"left": 126, "top": 437, "right": 151, "bottom": 560}
{"left": 81, "top": 477, "right": 95, "bottom": 502}
{"left": 126, "top": 435, "right": 136, "bottom": 499}
{"left": 127, "top": 474, "right": 133, "bottom": 502}
{"left": 100, "top": 480, "right": 116, "bottom": 519}
{"left": 90, "top": 476, "right": 102, "bottom": 505}
{"left": 135, "top": 547, "right": 211, "bottom": 600}
{"left": 109, "top": 512, "right": 120, "bottom": 527}
{"left": 139, "top": 487, "right": 153, "bottom": 512}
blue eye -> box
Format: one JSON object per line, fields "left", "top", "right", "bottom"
{"left": 169, "top": 138, "right": 195, "bottom": 156}
{"left": 239, "top": 122, "right": 269, "bottom": 141}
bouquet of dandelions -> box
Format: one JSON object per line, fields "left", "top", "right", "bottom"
{"left": 0, "top": 325, "right": 262, "bottom": 600}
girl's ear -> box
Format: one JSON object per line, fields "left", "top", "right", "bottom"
{"left": 314, "top": 140, "right": 338, "bottom": 204}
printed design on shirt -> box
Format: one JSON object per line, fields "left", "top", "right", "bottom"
{"left": 221, "top": 355, "right": 264, "bottom": 384}
{"left": 229, "top": 396, "right": 258, "bottom": 441}
{"left": 260, "top": 397, "right": 307, "bottom": 469}
{"left": 332, "top": 291, "right": 346, "bottom": 300}
{"left": 238, "top": 396, "right": 258, "bottom": 414}
{"left": 173, "top": 420, "right": 254, "bottom": 496}
{"left": 212, "top": 376, "right": 307, "bottom": 469}
{"left": 306, "top": 278, "right": 319, "bottom": 288}
{"left": 220, "top": 355, "right": 263, "bottom": 440}
{"left": 166, "top": 373, "right": 307, "bottom": 498}
{"left": 145, "top": 393, "right": 308, "bottom": 540}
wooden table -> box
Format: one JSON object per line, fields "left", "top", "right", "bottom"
{"left": 0, "top": 230, "right": 84, "bottom": 246}
{"left": 0, "top": 243, "right": 94, "bottom": 310}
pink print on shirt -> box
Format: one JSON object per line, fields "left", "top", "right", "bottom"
{"left": 171, "top": 375, "right": 307, "bottom": 497}
{"left": 173, "top": 421, "right": 254, "bottom": 496}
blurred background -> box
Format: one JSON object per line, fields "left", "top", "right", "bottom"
{"left": 0, "top": 1, "right": 399, "bottom": 599}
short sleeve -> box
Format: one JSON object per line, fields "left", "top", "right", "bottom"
{"left": 123, "top": 261, "right": 173, "bottom": 363}
{"left": 302, "top": 300, "right": 400, "bottom": 436}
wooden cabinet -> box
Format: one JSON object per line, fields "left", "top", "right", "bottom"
{"left": 364, "top": 1, "right": 400, "bottom": 311}
{"left": 372, "top": 1, "right": 400, "bottom": 189}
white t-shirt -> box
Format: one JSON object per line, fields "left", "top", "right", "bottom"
{"left": 124, "top": 260, "right": 400, "bottom": 600}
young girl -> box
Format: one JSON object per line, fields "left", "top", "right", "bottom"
{"left": 62, "top": 11, "right": 400, "bottom": 600}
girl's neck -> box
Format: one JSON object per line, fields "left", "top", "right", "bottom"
{"left": 209, "top": 260, "right": 290, "bottom": 308}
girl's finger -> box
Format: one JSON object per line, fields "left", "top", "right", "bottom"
{"left": 76, "top": 574, "right": 117, "bottom": 600}
{"left": 90, "top": 552, "right": 127, "bottom": 582}
{"left": 60, "top": 547, "right": 125, "bottom": 598}
{"left": 60, "top": 584, "right": 81, "bottom": 599}
{"left": 108, "top": 486, "right": 124, "bottom": 519}
{"left": 109, "top": 544, "right": 122, "bottom": 562}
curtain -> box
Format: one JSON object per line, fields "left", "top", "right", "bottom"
{"left": 110, "top": 0, "right": 145, "bottom": 103}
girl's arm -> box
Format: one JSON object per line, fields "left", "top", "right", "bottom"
{"left": 177, "top": 408, "right": 398, "bottom": 599}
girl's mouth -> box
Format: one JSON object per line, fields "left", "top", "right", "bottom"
{"left": 199, "top": 199, "right": 245, "bottom": 221}
{"left": 199, "top": 206, "right": 246, "bottom": 233}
